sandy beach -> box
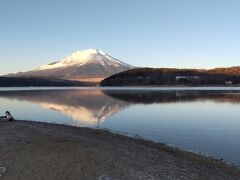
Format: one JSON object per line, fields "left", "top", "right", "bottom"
{"left": 0, "top": 120, "right": 239, "bottom": 180}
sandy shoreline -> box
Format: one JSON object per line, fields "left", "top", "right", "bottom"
{"left": 0, "top": 120, "right": 239, "bottom": 180}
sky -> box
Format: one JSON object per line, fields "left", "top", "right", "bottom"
{"left": 0, "top": 0, "right": 240, "bottom": 75}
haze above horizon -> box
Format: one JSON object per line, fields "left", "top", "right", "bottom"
{"left": 1, "top": 0, "right": 240, "bottom": 75}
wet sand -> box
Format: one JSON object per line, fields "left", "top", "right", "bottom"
{"left": 0, "top": 120, "right": 239, "bottom": 180}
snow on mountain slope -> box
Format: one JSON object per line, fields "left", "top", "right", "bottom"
{"left": 36, "top": 49, "right": 132, "bottom": 70}
{"left": 7, "top": 49, "right": 134, "bottom": 83}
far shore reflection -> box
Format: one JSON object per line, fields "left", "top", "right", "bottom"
{"left": 103, "top": 89, "right": 240, "bottom": 104}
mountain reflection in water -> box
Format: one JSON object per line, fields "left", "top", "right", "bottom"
{"left": 0, "top": 89, "right": 240, "bottom": 126}
{"left": 0, "top": 90, "right": 128, "bottom": 126}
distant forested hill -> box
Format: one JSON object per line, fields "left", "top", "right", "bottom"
{"left": 100, "top": 67, "right": 240, "bottom": 86}
{"left": 0, "top": 77, "right": 90, "bottom": 87}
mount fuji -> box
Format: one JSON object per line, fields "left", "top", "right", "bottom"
{"left": 7, "top": 49, "right": 134, "bottom": 83}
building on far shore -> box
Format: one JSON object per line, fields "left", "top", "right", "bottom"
{"left": 175, "top": 76, "right": 199, "bottom": 81}
{"left": 225, "top": 81, "right": 232, "bottom": 85}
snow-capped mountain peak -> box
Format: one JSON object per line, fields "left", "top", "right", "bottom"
{"left": 9, "top": 49, "right": 134, "bottom": 83}
{"left": 66, "top": 49, "right": 105, "bottom": 61}
{"left": 36, "top": 49, "right": 132, "bottom": 71}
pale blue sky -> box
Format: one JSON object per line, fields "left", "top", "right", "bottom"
{"left": 0, "top": 0, "right": 240, "bottom": 75}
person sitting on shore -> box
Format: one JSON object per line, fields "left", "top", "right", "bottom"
{"left": 0, "top": 111, "right": 15, "bottom": 121}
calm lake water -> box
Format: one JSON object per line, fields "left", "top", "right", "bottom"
{"left": 0, "top": 87, "right": 240, "bottom": 166}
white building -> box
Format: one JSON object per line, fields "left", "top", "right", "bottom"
{"left": 175, "top": 76, "right": 199, "bottom": 81}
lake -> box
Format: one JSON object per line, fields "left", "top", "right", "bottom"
{"left": 0, "top": 87, "right": 240, "bottom": 166}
